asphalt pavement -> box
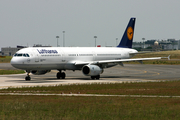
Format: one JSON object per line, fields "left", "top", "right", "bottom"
{"left": 0, "top": 63, "right": 180, "bottom": 89}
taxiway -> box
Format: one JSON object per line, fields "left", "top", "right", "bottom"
{"left": 0, "top": 63, "right": 180, "bottom": 89}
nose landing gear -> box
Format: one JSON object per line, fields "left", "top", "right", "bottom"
{"left": 25, "top": 72, "right": 31, "bottom": 81}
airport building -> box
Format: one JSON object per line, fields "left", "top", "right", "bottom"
{"left": 1, "top": 44, "right": 51, "bottom": 56}
{"left": 132, "top": 39, "right": 180, "bottom": 51}
{"left": 1, "top": 46, "right": 25, "bottom": 56}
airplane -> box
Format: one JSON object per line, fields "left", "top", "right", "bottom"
{"left": 11, "top": 18, "right": 166, "bottom": 81}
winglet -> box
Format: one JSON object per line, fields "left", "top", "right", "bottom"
{"left": 167, "top": 55, "right": 171, "bottom": 60}
{"left": 117, "top": 18, "right": 136, "bottom": 48}
{"left": 161, "top": 55, "right": 170, "bottom": 60}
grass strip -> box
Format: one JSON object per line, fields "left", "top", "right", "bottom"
{"left": 1, "top": 81, "right": 180, "bottom": 119}
{"left": 0, "top": 95, "right": 180, "bottom": 120}
{"left": 0, "top": 70, "right": 25, "bottom": 75}
{"left": 1, "top": 80, "right": 180, "bottom": 96}
{"left": 0, "top": 56, "right": 12, "bottom": 63}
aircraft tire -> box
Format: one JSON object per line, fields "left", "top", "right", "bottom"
{"left": 91, "top": 76, "right": 95, "bottom": 80}
{"left": 56, "top": 72, "right": 61, "bottom": 79}
{"left": 25, "top": 76, "right": 31, "bottom": 81}
{"left": 56, "top": 72, "right": 66, "bottom": 79}
{"left": 91, "top": 75, "right": 100, "bottom": 80}
{"left": 61, "top": 72, "right": 66, "bottom": 79}
{"left": 96, "top": 75, "right": 100, "bottom": 79}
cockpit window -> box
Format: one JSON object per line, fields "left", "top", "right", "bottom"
{"left": 26, "top": 54, "right": 30, "bottom": 57}
{"left": 14, "top": 53, "right": 30, "bottom": 57}
{"left": 17, "top": 54, "right": 23, "bottom": 56}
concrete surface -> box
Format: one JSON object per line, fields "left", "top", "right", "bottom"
{"left": 0, "top": 63, "right": 180, "bottom": 89}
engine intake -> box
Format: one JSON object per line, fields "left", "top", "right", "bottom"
{"left": 82, "top": 65, "right": 103, "bottom": 76}
{"left": 31, "top": 70, "right": 51, "bottom": 75}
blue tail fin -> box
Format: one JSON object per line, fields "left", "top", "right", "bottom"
{"left": 117, "top": 18, "right": 136, "bottom": 48}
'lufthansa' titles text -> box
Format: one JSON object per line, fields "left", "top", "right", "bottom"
{"left": 37, "top": 49, "right": 58, "bottom": 54}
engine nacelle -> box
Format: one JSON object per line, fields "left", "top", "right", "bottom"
{"left": 31, "top": 70, "right": 51, "bottom": 75}
{"left": 82, "top": 65, "right": 103, "bottom": 76}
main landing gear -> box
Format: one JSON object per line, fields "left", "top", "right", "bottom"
{"left": 25, "top": 71, "right": 31, "bottom": 81}
{"left": 56, "top": 71, "right": 66, "bottom": 79}
{"left": 91, "top": 75, "right": 100, "bottom": 80}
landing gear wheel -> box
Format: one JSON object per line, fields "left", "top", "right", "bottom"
{"left": 91, "top": 76, "right": 95, "bottom": 80}
{"left": 96, "top": 75, "right": 100, "bottom": 80}
{"left": 91, "top": 75, "right": 100, "bottom": 80}
{"left": 57, "top": 72, "right": 61, "bottom": 79}
{"left": 56, "top": 71, "right": 66, "bottom": 79}
{"left": 61, "top": 72, "right": 66, "bottom": 79}
{"left": 25, "top": 76, "right": 31, "bottom": 81}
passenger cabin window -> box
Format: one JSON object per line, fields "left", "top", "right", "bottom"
{"left": 14, "top": 53, "right": 30, "bottom": 57}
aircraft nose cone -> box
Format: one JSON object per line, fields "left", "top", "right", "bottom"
{"left": 10, "top": 57, "right": 17, "bottom": 64}
{"left": 10, "top": 57, "right": 16, "bottom": 67}
{"left": 10, "top": 57, "right": 21, "bottom": 68}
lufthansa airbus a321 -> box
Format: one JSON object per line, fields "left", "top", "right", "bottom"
{"left": 11, "top": 18, "right": 166, "bottom": 81}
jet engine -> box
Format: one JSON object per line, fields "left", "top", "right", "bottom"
{"left": 82, "top": 65, "right": 103, "bottom": 76}
{"left": 31, "top": 70, "right": 51, "bottom": 75}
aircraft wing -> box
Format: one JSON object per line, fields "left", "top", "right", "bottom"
{"left": 96, "top": 57, "right": 162, "bottom": 64}
{"left": 74, "top": 57, "right": 164, "bottom": 65}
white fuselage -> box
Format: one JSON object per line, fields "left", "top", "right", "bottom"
{"left": 11, "top": 47, "right": 138, "bottom": 71}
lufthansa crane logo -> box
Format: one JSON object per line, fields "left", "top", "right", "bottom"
{"left": 127, "top": 27, "right": 133, "bottom": 40}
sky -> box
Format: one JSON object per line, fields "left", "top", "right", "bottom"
{"left": 1, "top": 0, "right": 180, "bottom": 48}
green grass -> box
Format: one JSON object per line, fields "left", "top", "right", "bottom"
{"left": 1, "top": 81, "right": 180, "bottom": 119}
{"left": 0, "top": 96, "right": 180, "bottom": 120}
{"left": 0, "top": 70, "right": 25, "bottom": 75}
{"left": 1, "top": 81, "right": 180, "bottom": 96}
{"left": 0, "top": 56, "right": 12, "bottom": 63}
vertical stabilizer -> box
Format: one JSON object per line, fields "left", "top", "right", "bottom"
{"left": 117, "top": 18, "right": 136, "bottom": 48}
